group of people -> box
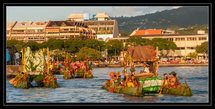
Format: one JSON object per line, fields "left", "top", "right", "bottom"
{"left": 159, "top": 71, "right": 181, "bottom": 94}
{"left": 109, "top": 71, "right": 138, "bottom": 88}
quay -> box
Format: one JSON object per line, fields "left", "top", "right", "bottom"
{"left": 6, "top": 63, "right": 208, "bottom": 78}
{"left": 107, "top": 63, "right": 208, "bottom": 67}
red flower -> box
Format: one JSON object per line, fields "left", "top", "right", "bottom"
{"left": 19, "top": 80, "right": 22, "bottom": 82}
{"left": 54, "top": 77, "right": 58, "bottom": 80}
{"left": 184, "top": 87, "right": 187, "bottom": 88}
{"left": 188, "top": 88, "right": 190, "bottom": 91}
{"left": 50, "top": 80, "right": 52, "bottom": 84}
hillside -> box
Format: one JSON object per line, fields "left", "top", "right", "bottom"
{"left": 111, "top": 6, "right": 209, "bottom": 33}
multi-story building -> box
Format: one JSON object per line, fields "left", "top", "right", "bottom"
{"left": 6, "top": 20, "right": 96, "bottom": 43}
{"left": 106, "top": 34, "right": 208, "bottom": 60}
{"left": 67, "top": 12, "right": 119, "bottom": 41}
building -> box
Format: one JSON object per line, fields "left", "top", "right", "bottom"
{"left": 46, "top": 21, "right": 96, "bottom": 41}
{"left": 106, "top": 34, "right": 208, "bottom": 60}
{"left": 130, "top": 29, "right": 175, "bottom": 36}
{"left": 67, "top": 12, "right": 119, "bottom": 41}
{"left": 134, "top": 29, "right": 162, "bottom": 35}
{"left": 67, "top": 13, "right": 83, "bottom": 21}
{"left": 94, "top": 12, "right": 109, "bottom": 21}
{"left": 6, "top": 20, "right": 96, "bottom": 43}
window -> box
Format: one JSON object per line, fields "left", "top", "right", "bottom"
{"left": 181, "top": 38, "right": 185, "bottom": 41}
{"left": 166, "top": 38, "right": 173, "bottom": 41}
{"left": 180, "top": 47, "right": 185, "bottom": 50}
{"left": 199, "top": 37, "right": 207, "bottom": 40}
{"left": 175, "top": 38, "right": 180, "bottom": 41}
{"left": 187, "top": 37, "right": 196, "bottom": 41}
{"left": 187, "top": 47, "right": 196, "bottom": 50}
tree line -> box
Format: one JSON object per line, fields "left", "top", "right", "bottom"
{"left": 6, "top": 36, "right": 208, "bottom": 60}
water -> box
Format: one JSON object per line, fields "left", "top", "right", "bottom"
{"left": 6, "top": 67, "right": 209, "bottom": 103}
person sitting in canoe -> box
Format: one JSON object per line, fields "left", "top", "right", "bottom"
{"left": 169, "top": 71, "right": 180, "bottom": 88}
{"left": 159, "top": 73, "right": 170, "bottom": 94}
{"left": 141, "top": 62, "right": 150, "bottom": 73}
{"left": 130, "top": 75, "right": 138, "bottom": 86}
{"left": 114, "top": 71, "right": 121, "bottom": 84}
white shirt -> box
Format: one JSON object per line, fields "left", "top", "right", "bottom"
{"left": 144, "top": 67, "right": 149, "bottom": 73}
{"left": 15, "top": 52, "right": 20, "bottom": 59}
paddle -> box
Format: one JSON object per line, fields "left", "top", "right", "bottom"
{"left": 9, "top": 78, "right": 15, "bottom": 84}
{"left": 183, "top": 76, "right": 188, "bottom": 87}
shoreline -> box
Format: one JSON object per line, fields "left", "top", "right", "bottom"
{"left": 6, "top": 63, "right": 208, "bottom": 78}
{"left": 92, "top": 63, "right": 208, "bottom": 68}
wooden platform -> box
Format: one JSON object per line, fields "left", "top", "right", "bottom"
{"left": 134, "top": 73, "right": 156, "bottom": 79}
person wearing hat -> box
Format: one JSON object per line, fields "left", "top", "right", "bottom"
{"left": 114, "top": 71, "right": 121, "bottom": 84}
{"left": 169, "top": 71, "right": 180, "bottom": 88}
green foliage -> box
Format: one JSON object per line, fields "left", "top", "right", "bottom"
{"left": 125, "top": 36, "right": 151, "bottom": 48}
{"left": 76, "top": 47, "right": 104, "bottom": 61}
{"left": 149, "top": 38, "right": 177, "bottom": 51}
{"left": 112, "top": 6, "right": 208, "bottom": 32}
{"left": 46, "top": 38, "right": 64, "bottom": 51}
{"left": 195, "top": 41, "right": 208, "bottom": 54}
{"left": 176, "top": 24, "right": 208, "bottom": 34}
{"left": 120, "top": 30, "right": 129, "bottom": 36}
{"left": 49, "top": 49, "right": 68, "bottom": 61}
{"left": 106, "top": 40, "right": 123, "bottom": 57}
{"left": 187, "top": 51, "right": 198, "bottom": 58}
{"left": 162, "top": 83, "right": 193, "bottom": 96}
{"left": 84, "top": 39, "right": 106, "bottom": 51}
{"left": 7, "top": 39, "right": 19, "bottom": 47}
{"left": 24, "top": 41, "right": 40, "bottom": 51}
{"left": 25, "top": 59, "right": 41, "bottom": 72}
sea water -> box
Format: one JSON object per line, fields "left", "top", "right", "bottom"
{"left": 6, "top": 66, "right": 209, "bottom": 103}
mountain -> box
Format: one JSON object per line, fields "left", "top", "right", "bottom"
{"left": 110, "top": 6, "right": 209, "bottom": 32}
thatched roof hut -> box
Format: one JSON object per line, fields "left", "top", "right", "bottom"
{"left": 127, "top": 45, "right": 158, "bottom": 62}
{"left": 127, "top": 45, "right": 159, "bottom": 79}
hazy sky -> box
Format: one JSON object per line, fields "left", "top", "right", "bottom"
{"left": 6, "top": 6, "right": 182, "bottom": 22}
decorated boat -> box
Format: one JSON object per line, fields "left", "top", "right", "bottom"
{"left": 101, "top": 45, "right": 193, "bottom": 97}
{"left": 9, "top": 47, "right": 59, "bottom": 89}
{"left": 63, "top": 55, "right": 93, "bottom": 79}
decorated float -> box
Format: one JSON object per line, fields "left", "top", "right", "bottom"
{"left": 63, "top": 55, "right": 94, "bottom": 79}
{"left": 101, "top": 45, "right": 193, "bottom": 97}
{"left": 9, "top": 47, "right": 59, "bottom": 89}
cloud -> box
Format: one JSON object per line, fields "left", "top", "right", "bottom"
{"left": 172, "top": 6, "right": 183, "bottom": 9}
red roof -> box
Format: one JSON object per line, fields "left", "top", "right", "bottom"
{"left": 134, "top": 29, "right": 162, "bottom": 35}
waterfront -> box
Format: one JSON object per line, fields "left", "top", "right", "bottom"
{"left": 6, "top": 66, "right": 208, "bottom": 103}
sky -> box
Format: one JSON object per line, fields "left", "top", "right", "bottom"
{"left": 6, "top": 6, "right": 182, "bottom": 22}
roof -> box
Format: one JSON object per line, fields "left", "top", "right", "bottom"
{"left": 27, "top": 21, "right": 49, "bottom": 29}
{"left": 128, "top": 46, "right": 158, "bottom": 62}
{"left": 6, "top": 22, "right": 16, "bottom": 30}
{"left": 94, "top": 12, "right": 109, "bottom": 18}
{"left": 13, "top": 21, "right": 32, "bottom": 29}
{"left": 46, "top": 21, "right": 89, "bottom": 28}
{"left": 67, "top": 13, "right": 83, "bottom": 19}
{"left": 134, "top": 29, "right": 162, "bottom": 35}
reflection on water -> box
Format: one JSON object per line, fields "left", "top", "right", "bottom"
{"left": 6, "top": 67, "right": 208, "bottom": 103}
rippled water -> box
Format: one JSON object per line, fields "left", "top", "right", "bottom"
{"left": 6, "top": 66, "right": 209, "bottom": 103}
